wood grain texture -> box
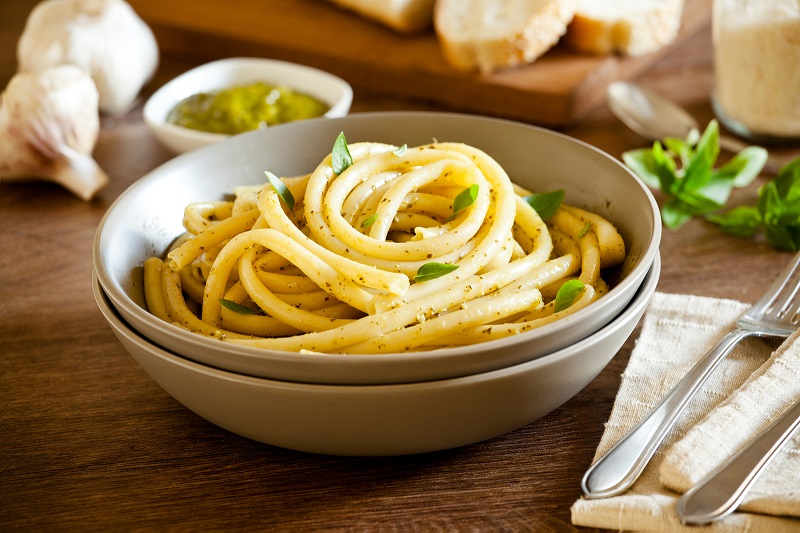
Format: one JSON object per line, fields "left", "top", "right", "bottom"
{"left": 127, "top": 0, "right": 711, "bottom": 126}
{"left": 2, "top": 0, "right": 799, "bottom": 530}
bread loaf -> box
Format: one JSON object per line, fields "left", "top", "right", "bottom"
{"left": 564, "top": 0, "right": 685, "bottom": 56}
{"left": 434, "top": 0, "right": 576, "bottom": 73}
{"left": 322, "top": 0, "right": 435, "bottom": 33}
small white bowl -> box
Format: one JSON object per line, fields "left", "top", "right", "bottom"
{"left": 93, "top": 255, "right": 659, "bottom": 456}
{"left": 143, "top": 57, "right": 353, "bottom": 154}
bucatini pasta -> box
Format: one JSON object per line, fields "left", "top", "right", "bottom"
{"left": 143, "top": 137, "right": 626, "bottom": 353}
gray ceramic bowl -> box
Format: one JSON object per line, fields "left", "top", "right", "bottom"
{"left": 94, "top": 112, "right": 661, "bottom": 385}
{"left": 93, "top": 254, "right": 659, "bottom": 456}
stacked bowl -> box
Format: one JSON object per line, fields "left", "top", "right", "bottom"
{"left": 93, "top": 112, "right": 662, "bottom": 456}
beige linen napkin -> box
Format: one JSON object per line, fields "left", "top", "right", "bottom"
{"left": 571, "top": 292, "right": 800, "bottom": 532}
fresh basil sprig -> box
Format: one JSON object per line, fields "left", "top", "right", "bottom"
{"left": 553, "top": 279, "right": 586, "bottom": 312}
{"left": 219, "top": 298, "right": 264, "bottom": 315}
{"left": 707, "top": 158, "right": 800, "bottom": 251}
{"left": 523, "top": 189, "right": 564, "bottom": 221}
{"left": 332, "top": 131, "right": 353, "bottom": 174}
{"left": 622, "top": 120, "right": 767, "bottom": 229}
{"left": 264, "top": 170, "right": 295, "bottom": 211}
{"left": 446, "top": 184, "right": 479, "bottom": 221}
{"left": 414, "top": 262, "right": 458, "bottom": 282}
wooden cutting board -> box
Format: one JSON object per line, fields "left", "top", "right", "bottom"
{"left": 130, "top": 0, "right": 711, "bottom": 126}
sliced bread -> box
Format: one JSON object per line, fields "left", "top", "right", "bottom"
{"left": 434, "top": 0, "right": 576, "bottom": 73}
{"left": 564, "top": 0, "right": 685, "bottom": 56}
{"left": 322, "top": 0, "right": 435, "bottom": 33}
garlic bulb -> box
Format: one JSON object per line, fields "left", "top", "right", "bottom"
{"left": 17, "top": 0, "right": 159, "bottom": 115}
{"left": 0, "top": 65, "right": 109, "bottom": 201}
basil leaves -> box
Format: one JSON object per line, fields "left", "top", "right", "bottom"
{"left": 553, "top": 279, "right": 586, "bottom": 312}
{"left": 707, "top": 158, "right": 800, "bottom": 251}
{"left": 622, "top": 120, "right": 767, "bottom": 230}
{"left": 264, "top": 170, "right": 295, "bottom": 211}
{"left": 623, "top": 119, "right": 800, "bottom": 250}
{"left": 447, "top": 184, "right": 479, "bottom": 221}
{"left": 360, "top": 213, "right": 378, "bottom": 228}
{"left": 332, "top": 131, "right": 353, "bottom": 174}
{"left": 414, "top": 262, "right": 459, "bottom": 282}
{"left": 523, "top": 189, "right": 564, "bottom": 221}
{"left": 219, "top": 298, "right": 264, "bottom": 315}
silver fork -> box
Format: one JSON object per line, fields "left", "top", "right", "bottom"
{"left": 581, "top": 251, "right": 800, "bottom": 499}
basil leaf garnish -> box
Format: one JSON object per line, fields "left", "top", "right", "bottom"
{"left": 553, "top": 279, "right": 586, "bottom": 312}
{"left": 414, "top": 262, "right": 459, "bottom": 282}
{"left": 361, "top": 213, "right": 378, "bottom": 228}
{"left": 264, "top": 171, "right": 295, "bottom": 211}
{"left": 523, "top": 189, "right": 564, "bottom": 221}
{"left": 447, "top": 184, "right": 479, "bottom": 221}
{"left": 332, "top": 131, "right": 353, "bottom": 174}
{"left": 219, "top": 298, "right": 264, "bottom": 315}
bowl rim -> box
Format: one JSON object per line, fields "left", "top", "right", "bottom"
{"left": 94, "top": 111, "right": 662, "bottom": 380}
{"left": 143, "top": 56, "right": 354, "bottom": 145}
{"left": 94, "top": 253, "right": 661, "bottom": 389}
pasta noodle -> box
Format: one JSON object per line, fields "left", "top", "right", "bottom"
{"left": 142, "top": 138, "right": 627, "bottom": 354}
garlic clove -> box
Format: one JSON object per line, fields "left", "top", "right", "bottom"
{"left": 17, "top": 0, "right": 159, "bottom": 116}
{"left": 49, "top": 146, "right": 110, "bottom": 202}
{"left": 0, "top": 65, "right": 109, "bottom": 201}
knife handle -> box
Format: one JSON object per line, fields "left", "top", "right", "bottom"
{"left": 676, "top": 399, "right": 800, "bottom": 525}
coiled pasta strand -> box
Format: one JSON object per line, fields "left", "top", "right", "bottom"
{"left": 141, "top": 139, "right": 627, "bottom": 354}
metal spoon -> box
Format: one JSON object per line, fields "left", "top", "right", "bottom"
{"left": 606, "top": 81, "right": 783, "bottom": 175}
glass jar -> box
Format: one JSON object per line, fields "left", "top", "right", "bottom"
{"left": 712, "top": 0, "right": 800, "bottom": 144}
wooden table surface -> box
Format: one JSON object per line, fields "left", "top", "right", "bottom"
{"left": 2, "top": 2, "right": 798, "bottom": 530}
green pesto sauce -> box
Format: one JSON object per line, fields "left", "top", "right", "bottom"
{"left": 166, "top": 82, "right": 329, "bottom": 135}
